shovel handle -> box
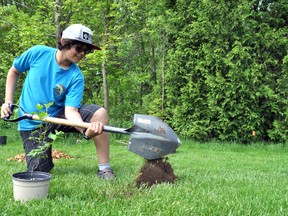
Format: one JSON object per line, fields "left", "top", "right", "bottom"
{"left": 32, "top": 115, "right": 129, "bottom": 135}
{"left": 4, "top": 104, "right": 129, "bottom": 135}
{"left": 32, "top": 115, "right": 91, "bottom": 129}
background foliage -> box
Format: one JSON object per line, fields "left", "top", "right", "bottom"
{"left": 0, "top": 0, "right": 287, "bottom": 143}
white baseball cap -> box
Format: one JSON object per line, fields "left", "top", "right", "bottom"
{"left": 62, "top": 24, "right": 101, "bottom": 50}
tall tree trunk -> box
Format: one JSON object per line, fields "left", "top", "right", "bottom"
{"left": 102, "top": 19, "right": 109, "bottom": 111}
{"left": 55, "top": 0, "right": 61, "bottom": 46}
{"left": 161, "top": 32, "right": 167, "bottom": 114}
{"left": 151, "top": 44, "right": 157, "bottom": 85}
{"left": 102, "top": 59, "right": 109, "bottom": 111}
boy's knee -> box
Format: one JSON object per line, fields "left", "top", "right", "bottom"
{"left": 92, "top": 107, "right": 108, "bottom": 124}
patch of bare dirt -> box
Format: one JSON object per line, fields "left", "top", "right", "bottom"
{"left": 135, "top": 158, "right": 177, "bottom": 188}
{"left": 7, "top": 150, "right": 73, "bottom": 162}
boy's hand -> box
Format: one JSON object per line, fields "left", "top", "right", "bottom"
{"left": 84, "top": 121, "right": 103, "bottom": 138}
{"left": 1, "top": 102, "right": 12, "bottom": 119}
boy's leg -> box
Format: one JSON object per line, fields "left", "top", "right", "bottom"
{"left": 85, "top": 106, "right": 110, "bottom": 164}
{"left": 53, "top": 104, "right": 114, "bottom": 179}
{"left": 20, "top": 128, "right": 54, "bottom": 173}
{"left": 19, "top": 104, "right": 112, "bottom": 175}
{"left": 78, "top": 105, "right": 114, "bottom": 179}
{"left": 88, "top": 107, "right": 114, "bottom": 179}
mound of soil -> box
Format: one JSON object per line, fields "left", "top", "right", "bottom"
{"left": 7, "top": 150, "right": 73, "bottom": 162}
{"left": 135, "top": 158, "right": 177, "bottom": 188}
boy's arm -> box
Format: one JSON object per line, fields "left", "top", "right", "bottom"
{"left": 1, "top": 66, "right": 21, "bottom": 118}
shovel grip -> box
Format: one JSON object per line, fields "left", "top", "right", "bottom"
{"left": 103, "top": 125, "right": 129, "bottom": 134}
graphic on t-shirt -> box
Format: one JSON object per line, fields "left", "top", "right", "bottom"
{"left": 55, "top": 84, "right": 65, "bottom": 95}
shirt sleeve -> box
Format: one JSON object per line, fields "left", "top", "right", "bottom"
{"left": 65, "top": 75, "right": 85, "bottom": 108}
{"left": 13, "top": 46, "right": 37, "bottom": 73}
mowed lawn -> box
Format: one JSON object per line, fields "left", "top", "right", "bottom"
{"left": 1, "top": 125, "right": 288, "bottom": 215}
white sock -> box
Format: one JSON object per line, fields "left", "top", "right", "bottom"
{"left": 98, "top": 163, "right": 111, "bottom": 171}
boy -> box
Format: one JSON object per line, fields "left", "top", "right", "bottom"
{"left": 1, "top": 24, "right": 114, "bottom": 179}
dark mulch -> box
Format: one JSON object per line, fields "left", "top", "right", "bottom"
{"left": 135, "top": 158, "right": 177, "bottom": 188}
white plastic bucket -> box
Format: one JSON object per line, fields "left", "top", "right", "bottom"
{"left": 12, "top": 171, "right": 52, "bottom": 203}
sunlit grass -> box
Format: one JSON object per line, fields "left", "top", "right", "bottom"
{"left": 1, "top": 124, "right": 288, "bottom": 215}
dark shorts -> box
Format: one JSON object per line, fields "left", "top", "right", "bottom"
{"left": 20, "top": 104, "right": 102, "bottom": 172}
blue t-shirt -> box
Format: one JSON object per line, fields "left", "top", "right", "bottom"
{"left": 14, "top": 45, "right": 84, "bottom": 131}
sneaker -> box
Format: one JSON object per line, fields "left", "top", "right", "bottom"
{"left": 97, "top": 168, "right": 115, "bottom": 180}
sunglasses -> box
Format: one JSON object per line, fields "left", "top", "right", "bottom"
{"left": 72, "top": 44, "right": 93, "bottom": 54}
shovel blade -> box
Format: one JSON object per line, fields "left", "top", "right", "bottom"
{"left": 127, "top": 114, "right": 181, "bottom": 160}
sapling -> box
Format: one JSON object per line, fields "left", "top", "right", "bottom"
{"left": 26, "top": 102, "right": 63, "bottom": 171}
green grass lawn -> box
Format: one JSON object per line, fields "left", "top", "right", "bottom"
{"left": 1, "top": 124, "right": 288, "bottom": 215}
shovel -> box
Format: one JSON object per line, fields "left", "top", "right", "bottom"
{"left": 4, "top": 104, "right": 181, "bottom": 160}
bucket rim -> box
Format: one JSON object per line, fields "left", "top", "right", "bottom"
{"left": 12, "top": 171, "right": 52, "bottom": 182}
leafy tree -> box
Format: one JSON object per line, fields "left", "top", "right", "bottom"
{"left": 165, "top": 0, "right": 288, "bottom": 142}
{"left": 1, "top": 0, "right": 287, "bottom": 143}
{"left": 0, "top": 3, "right": 55, "bottom": 103}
